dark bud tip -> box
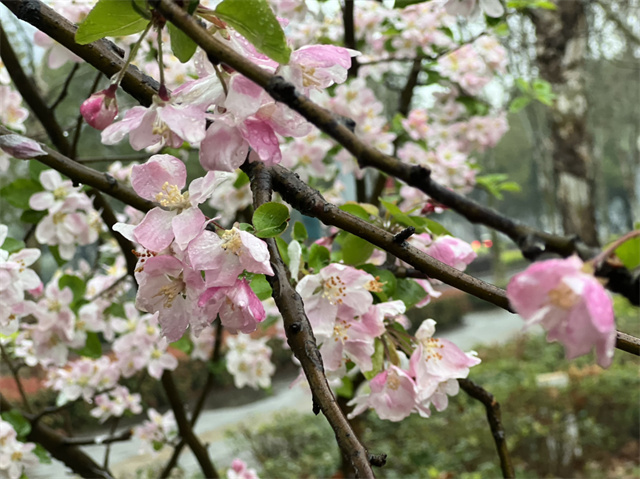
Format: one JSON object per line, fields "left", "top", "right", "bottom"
{"left": 393, "top": 226, "right": 415, "bottom": 244}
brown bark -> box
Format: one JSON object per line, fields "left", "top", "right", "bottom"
{"left": 531, "top": 1, "right": 600, "bottom": 246}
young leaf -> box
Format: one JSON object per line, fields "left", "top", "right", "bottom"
{"left": 0, "top": 179, "right": 43, "bottom": 209}
{"left": 0, "top": 237, "right": 25, "bottom": 254}
{"left": 250, "top": 274, "right": 273, "bottom": 301}
{"left": 363, "top": 338, "right": 384, "bottom": 380}
{"left": 215, "top": 0, "right": 292, "bottom": 64}
{"left": 75, "top": 332, "right": 103, "bottom": 359}
{"left": 168, "top": 23, "right": 198, "bottom": 63}
{"left": 292, "top": 221, "right": 308, "bottom": 242}
{"left": 253, "top": 202, "right": 290, "bottom": 238}
{"left": 76, "top": 0, "right": 150, "bottom": 45}
{"left": 394, "top": 278, "right": 428, "bottom": 309}
{"left": 615, "top": 237, "right": 640, "bottom": 270}
{"left": 1, "top": 410, "right": 31, "bottom": 438}
{"left": 341, "top": 233, "right": 374, "bottom": 266}
{"left": 308, "top": 243, "right": 330, "bottom": 272}
{"left": 171, "top": 335, "right": 194, "bottom": 355}
{"left": 59, "top": 274, "right": 87, "bottom": 305}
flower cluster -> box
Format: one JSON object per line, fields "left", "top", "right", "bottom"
{"left": 133, "top": 408, "right": 178, "bottom": 455}
{"left": 225, "top": 335, "right": 276, "bottom": 390}
{"left": 90, "top": 386, "right": 143, "bottom": 423}
{"left": 349, "top": 319, "right": 481, "bottom": 421}
{"left": 29, "top": 170, "right": 101, "bottom": 260}
{"left": 0, "top": 419, "right": 39, "bottom": 479}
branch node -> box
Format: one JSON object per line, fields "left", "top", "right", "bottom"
{"left": 393, "top": 226, "right": 415, "bottom": 244}
{"left": 409, "top": 164, "right": 431, "bottom": 184}
{"left": 288, "top": 322, "right": 302, "bottom": 334}
{"left": 518, "top": 233, "right": 546, "bottom": 260}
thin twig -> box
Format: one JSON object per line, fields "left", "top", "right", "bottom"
{"left": 62, "top": 429, "right": 132, "bottom": 447}
{"left": 0, "top": 343, "right": 32, "bottom": 413}
{"left": 50, "top": 63, "right": 80, "bottom": 110}
{"left": 459, "top": 378, "right": 515, "bottom": 478}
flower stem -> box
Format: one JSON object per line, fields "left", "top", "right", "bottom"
{"left": 590, "top": 229, "right": 640, "bottom": 268}
{"left": 113, "top": 21, "right": 153, "bottom": 88}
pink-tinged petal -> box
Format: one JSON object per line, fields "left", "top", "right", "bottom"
{"left": 188, "top": 171, "right": 217, "bottom": 206}
{"left": 40, "top": 169, "right": 63, "bottom": 191}
{"left": 292, "top": 45, "right": 354, "bottom": 70}
{"left": 344, "top": 339, "right": 375, "bottom": 372}
{"left": 264, "top": 103, "right": 312, "bottom": 138}
{"left": 129, "top": 107, "right": 164, "bottom": 150}
{"left": 158, "top": 301, "right": 190, "bottom": 342}
{"left": 172, "top": 207, "right": 206, "bottom": 251}
{"left": 199, "top": 121, "right": 249, "bottom": 172}
{"left": 0, "top": 225, "right": 6, "bottom": 245}
{"left": 10, "top": 248, "right": 40, "bottom": 267}
{"left": 238, "top": 231, "right": 273, "bottom": 275}
{"left": 159, "top": 104, "right": 206, "bottom": 145}
{"left": 112, "top": 222, "right": 136, "bottom": 242}
{"left": 226, "top": 75, "right": 265, "bottom": 118}
{"left": 319, "top": 339, "right": 344, "bottom": 372}
{"left": 131, "top": 155, "right": 187, "bottom": 199}
{"left": 425, "top": 236, "right": 476, "bottom": 270}
{"left": 241, "top": 119, "right": 282, "bottom": 165}
{"left": 188, "top": 230, "right": 225, "bottom": 271}
{"left": 133, "top": 208, "right": 176, "bottom": 252}
{"left": 582, "top": 279, "right": 614, "bottom": 334}
{"left": 80, "top": 87, "right": 118, "bottom": 131}
{"left": 29, "top": 192, "right": 55, "bottom": 211}
{"left": 101, "top": 107, "right": 146, "bottom": 145}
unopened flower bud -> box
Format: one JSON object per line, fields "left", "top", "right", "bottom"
{"left": 80, "top": 84, "right": 118, "bottom": 130}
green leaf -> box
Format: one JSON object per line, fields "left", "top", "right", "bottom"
{"left": 341, "top": 234, "right": 374, "bottom": 266}
{"left": 509, "top": 96, "right": 531, "bottom": 113}
{"left": 1, "top": 410, "right": 31, "bottom": 438}
{"left": 20, "top": 209, "right": 47, "bottom": 224}
{"left": 233, "top": 171, "right": 250, "bottom": 188}
{"left": 48, "top": 245, "right": 67, "bottom": 267}
{"left": 168, "top": 23, "right": 198, "bottom": 63}
{"left": 615, "top": 237, "right": 640, "bottom": 270}
{"left": 33, "top": 444, "right": 52, "bottom": 464}
{"left": 363, "top": 338, "right": 384, "bottom": 380}
{"left": 29, "top": 161, "right": 49, "bottom": 182}
{"left": 75, "top": 332, "right": 102, "bottom": 359}
{"left": 334, "top": 376, "right": 353, "bottom": 398}
{"left": 393, "top": 0, "right": 427, "bottom": 7}
{"left": 0, "top": 237, "right": 25, "bottom": 254}
{"left": 215, "top": 0, "right": 292, "bottom": 64}
{"left": 308, "top": 243, "right": 330, "bottom": 272}
{"left": 58, "top": 274, "right": 86, "bottom": 305}
{"left": 340, "top": 203, "right": 373, "bottom": 222}
{"left": 394, "top": 278, "right": 427, "bottom": 309}
{"left": 0, "top": 179, "right": 43, "bottom": 209}
{"left": 456, "top": 96, "right": 490, "bottom": 116}
{"left": 275, "top": 237, "right": 290, "bottom": 266}
{"left": 253, "top": 202, "right": 290, "bottom": 238}
{"left": 171, "top": 335, "right": 194, "bottom": 355}
{"left": 250, "top": 274, "right": 273, "bottom": 300}
{"left": 409, "top": 216, "right": 452, "bottom": 236}
{"left": 237, "top": 222, "right": 255, "bottom": 234}
{"left": 75, "top": 0, "right": 150, "bottom": 45}
{"left": 292, "top": 221, "right": 308, "bottom": 242}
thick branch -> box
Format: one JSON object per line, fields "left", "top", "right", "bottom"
{"left": 0, "top": 126, "right": 154, "bottom": 213}
{"left": 152, "top": 0, "right": 638, "bottom": 305}
{"left": 1, "top": 0, "right": 159, "bottom": 107}
{"left": 0, "top": 394, "right": 115, "bottom": 479}
{"left": 458, "top": 379, "right": 515, "bottom": 478}
{"left": 62, "top": 429, "right": 132, "bottom": 447}
{"left": 244, "top": 161, "right": 376, "bottom": 478}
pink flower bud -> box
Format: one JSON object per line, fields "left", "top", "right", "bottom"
{"left": 80, "top": 85, "right": 118, "bottom": 130}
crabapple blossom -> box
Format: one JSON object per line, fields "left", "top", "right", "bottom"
{"left": 188, "top": 226, "right": 273, "bottom": 286}
{"left": 296, "top": 263, "right": 380, "bottom": 337}
{"left": 0, "top": 86, "right": 29, "bottom": 132}
{"left": 225, "top": 335, "right": 275, "bottom": 389}
{"left": 0, "top": 419, "right": 39, "bottom": 479}
{"left": 425, "top": 235, "right": 477, "bottom": 271}
{"left": 133, "top": 408, "right": 178, "bottom": 455}
{"left": 45, "top": 356, "right": 120, "bottom": 405}
{"left": 227, "top": 458, "right": 260, "bottom": 479}
{"left": 409, "top": 319, "right": 481, "bottom": 416}
{"left": 124, "top": 154, "right": 217, "bottom": 252}
{"left": 90, "top": 386, "right": 143, "bottom": 423}
{"left": 80, "top": 84, "right": 118, "bottom": 130}
{"left": 445, "top": 0, "right": 505, "bottom": 18}
{"left": 506, "top": 256, "right": 616, "bottom": 368}
{"left": 198, "top": 279, "right": 266, "bottom": 335}
{"left": 348, "top": 366, "right": 418, "bottom": 422}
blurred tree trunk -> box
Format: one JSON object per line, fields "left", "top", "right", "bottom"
{"left": 530, "top": 1, "right": 600, "bottom": 246}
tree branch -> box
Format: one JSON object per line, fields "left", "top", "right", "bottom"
{"left": 62, "top": 429, "right": 132, "bottom": 447}
{"left": 160, "top": 371, "right": 219, "bottom": 479}
{"left": 458, "top": 378, "right": 515, "bottom": 478}
{"left": 0, "top": 393, "right": 115, "bottom": 479}
{"left": 151, "top": 0, "right": 638, "bottom": 306}
{"left": 244, "top": 161, "right": 378, "bottom": 478}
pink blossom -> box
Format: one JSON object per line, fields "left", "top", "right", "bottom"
{"left": 280, "top": 44, "right": 358, "bottom": 92}
{"left": 348, "top": 366, "right": 418, "bottom": 422}
{"left": 198, "top": 278, "right": 265, "bottom": 334}
{"left": 506, "top": 256, "right": 616, "bottom": 368}
{"left": 0, "top": 86, "right": 29, "bottom": 132}
{"left": 409, "top": 319, "right": 480, "bottom": 415}
{"left": 188, "top": 227, "right": 273, "bottom": 287}
{"left": 80, "top": 85, "right": 118, "bottom": 130}
{"left": 126, "top": 155, "right": 217, "bottom": 251}
{"left": 425, "top": 235, "right": 476, "bottom": 270}
{"left": 227, "top": 458, "right": 260, "bottom": 479}
{"left": 445, "top": 0, "right": 505, "bottom": 18}
{"left": 225, "top": 335, "right": 275, "bottom": 389}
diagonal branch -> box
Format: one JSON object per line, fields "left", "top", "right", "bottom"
{"left": 244, "top": 161, "right": 377, "bottom": 478}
